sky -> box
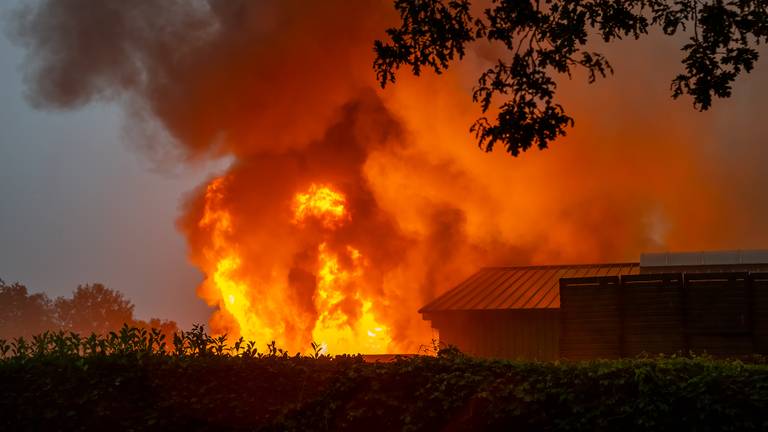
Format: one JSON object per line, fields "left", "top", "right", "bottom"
{"left": 0, "top": 4, "right": 222, "bottom": 327}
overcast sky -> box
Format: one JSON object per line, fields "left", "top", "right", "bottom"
{"left": 0, "top": 6, "right": 223, "bottom": 327}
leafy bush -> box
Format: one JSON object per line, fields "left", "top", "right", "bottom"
{"left": 2, "top": 326, "right": 768, "bottom": 431}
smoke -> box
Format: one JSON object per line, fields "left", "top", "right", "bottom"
{"left": 9, "top": 0, "right": 392, "bottom": 158}
{"left": 9, "top": 0, "right": 768, "bottom": 351}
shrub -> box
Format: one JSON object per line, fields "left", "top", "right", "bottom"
{"left": 2, "top": 326, "right": 768, "bottom": 431}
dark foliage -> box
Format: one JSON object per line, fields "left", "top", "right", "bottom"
{"left": 2, "top": 326, "right": 768, "bottom": 431}
{"left": 0, "top": 280, "right": 177, "bottom": 340}
{"left": 0, "top": 280, "right": 56, "bottom": 339}
{"left": 374, "top": 0, "right": 768, "bottom": 156}
{"left": 54, "top": 283, "right": 135, "bottom": 335}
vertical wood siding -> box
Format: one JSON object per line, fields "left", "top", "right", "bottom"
{"left": 559, "top": 277, "right": 622, "bottom": 360}
{"left": 430, "top": 310, "right": 560, "bottom": 360}
{"left": 560, "top": 272, "right": 768, "bottom": 359}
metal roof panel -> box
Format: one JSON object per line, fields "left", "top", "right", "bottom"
{"left": 420, "top": 263, "right": 640, "bottom": 312}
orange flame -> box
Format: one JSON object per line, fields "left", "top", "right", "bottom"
{"left": 311, "top": 242, "right": 391, "bottom": 354}
{"left": 293, "top": 184, "right": 349, "bottom": 228}
{"left": 198, "top": 178, "right": 276, "bottom": 344}
{"left": 198, "top": 179, "right": 391, "bottom": 354}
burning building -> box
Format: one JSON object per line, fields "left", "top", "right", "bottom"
{"left": 421, "top": 250, "right": 768, "bottom": 360}
{"left": 10, "top": 0, "right": 768, "bottom": 358}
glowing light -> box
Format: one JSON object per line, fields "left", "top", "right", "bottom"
{"left": 293, "top": 184, "right": 348, "bottom": 228}
{"left": 198, "top": 177, "right": 273, "bottom": 343}
{"left": 197, "top": 178, "right": 393, "bottom": 355}
{"left": 310, "top": 243, "right": 392, "bottom": 354}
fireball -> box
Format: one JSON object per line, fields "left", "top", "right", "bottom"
{"left": 197, "top": 179, "right": 391, "bottom": 354}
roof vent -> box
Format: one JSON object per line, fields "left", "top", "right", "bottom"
{"left": 640, "top": 250, "right": 768, "bottom": 267}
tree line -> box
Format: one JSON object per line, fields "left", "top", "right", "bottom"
{"left": 0, "top": 279, "right": 178, "bottom": 340}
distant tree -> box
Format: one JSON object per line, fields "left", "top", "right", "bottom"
{"left": 374, "top": 0, "right": 768, "bottom": 155}
{"left": 54, "top": 283, "right": 135, "bottom": 335}
{"left": 0, "top": 280, "right": 55, "bottom": 339}
{"left": 0, "top": 279, "right": 181, "bottom": 339}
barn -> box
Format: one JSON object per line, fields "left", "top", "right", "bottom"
{"left": 420, "top": 250, "right": 768, "bottom": 360}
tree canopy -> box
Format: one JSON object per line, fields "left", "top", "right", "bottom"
{"left": 0, "top": 280, "right": 178, "bottom": 339}
{"left": 374, "top": 0, "right": 768, "bottom": 156}
{"left": 54, "top": 283, "right": 135, "bottom": 336}
{"left": 0, "top": 280, "right": 55, "bottom": 339}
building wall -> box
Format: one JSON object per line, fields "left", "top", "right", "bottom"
{"left": 560, "top": 272, "right": 768, "bottom": 359}
{"left": 426, "top": 309, "right": 560, "bottom": 360}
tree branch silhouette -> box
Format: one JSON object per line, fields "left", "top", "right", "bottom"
{"left": 374, "top": 0, "right": 768, "bottom": 156}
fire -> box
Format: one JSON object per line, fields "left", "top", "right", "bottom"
{"left": 311, "top": 243, "right": 391, "bottom": 354}
{"left": 198, "top": 178, "right": 275, "bottom": 344}
{"left": 198, "top": 179, "right": 392, "bottom": 354}
{"left": 293, "top": 184, "right": 349, "bottom": 228}
{"left": 19, "top": 0, "right": 765, "bottom": 365}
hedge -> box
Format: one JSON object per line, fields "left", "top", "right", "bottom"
{"left": 2, "top": 326, "right": 768, "bottom": 431}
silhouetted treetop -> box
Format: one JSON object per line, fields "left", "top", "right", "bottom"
{"left": 0, "top": 280, "right": 55, "bottom": 339}
{"left": 54, "top": 283, "right": 135, "bottom": 335}
{"left": 374, "top": 0, "right": 768, "bottom": 155}
{"left": 0, "top": 279, "right": 179, "bottom": 339}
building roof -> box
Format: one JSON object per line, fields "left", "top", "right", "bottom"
{"left": 419, "top": 263, "right": 640, "bottom": 313}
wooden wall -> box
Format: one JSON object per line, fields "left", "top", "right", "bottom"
{"left": 560, "top": 272, "right": 768, "bottom": 359}
{"left": 559, "top": 276, "right": 622, "bottom": 359}
{"left": 753, "top": 273, "right": 768, "bottom": 353}
{"left": 623, "top": 274, "right": 684, "bottom": 356}
{"left": 427, "top": 309, "right": 560, "bottom": 361}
